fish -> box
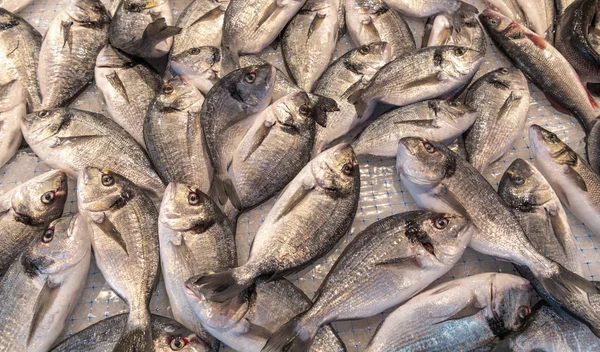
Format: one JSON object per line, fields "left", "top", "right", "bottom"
{"left": 352, "top": 45, "right": 484, "bottom": 120}
{"left": 282, "top": 0, "right": 341, "bottom": 91}
{"left": 110, "top": 0, "right": 181, "bottom": 58}
{"left": 480, "top": 9, "right": 600, "bottom": 131}
{"left": 492, "top": 302, "right": 600, "bottom": 351}
{"left": 228, "top": 91, "right": 322, "bottom": 213}
{"left": 0, "top": 8, "right": 42, "bottom": 111}
{"left": 0, "top": 0, "right": 34, "bottom": 13}
{"left": 171, "top": 0, "right": 229, "bottom": 56}
{"left": 51, "top": 314, "right": 214, "bottom": 352}
{"left": 220, "top": 0, "right": 306, "bottom": 73}
{"left": 499, "top": 158, "right": 586, "bottom": 276}
{"left": 422, "top": 13, "right": 453, "bottom": 47}
{"left": 21, "top": 108, "right": 165, "bottom": 200}
{"left": 0, "top": 170, "right": 67, "bottom": 278}
{"left": 261, "top": 210, "right": 473, "bottom": 351}
{"left": 464, "top": 67, "right": 531, "bottom": 173}
{"left": 188, "top": 143, "right": 359, "bottom": 303}
{"left": 351, "top": 99, "right": 477, "bottom": 157}
{"left": 77, "top": 167, "right": 161, "bottom": 352}
{"left": 200, "top": 64, "right": 275, "bottom": 206}
{"left": 185, "top": 278, "right": 346, "bottom": 352}
{"left": 345, "top": 0, "right": 416, "bottom": 59}
{"left": 589, "top": 6, "right": 600, "bottom": 54}
{"left": 555, "top": 0, "right": 600, "bottom": 83}
{"left": 312, "top": 41, "right": 392, "bottom": 155}
{"left": 383, "top": 0, "right": 462, "bottom": 17}
{"left": 144, "top": 76, "right": 212, "bottom": 193}
{"left": 514, "top": 0, "right": 555, "bottom": 42}
{"left": 396, "top": 136, "right": 600, "bottom": 338}
{"left": 555, "top": 0, "right": 576, "bottom": 16}
{"left": 158, "top": 182, "right": 236, "bottom": 351}
{"left": 589, "top": 116, "right": 600, "bottom": 174}
{"left": 365, "top": 273, "right": 533, "bottom": 352}
{"left": 0, "top": 80, "right": 26, "bottom": 168}
{"left": 38, "top": 0, "right": 110, "bottom": 109}
{"left": 169, "top": 46, "right": 222, "bottom": 95}
{"left": 423, "top": 3, "right": 487, "bottom": 53}
{"left": 483, "top": 0, "right": 528, "bottom": 28}
{"left": 0, "top": 214, "right": 91, "bottom": 352}
{"left": 95, "top": 45, "right": 162, "bottom": 147}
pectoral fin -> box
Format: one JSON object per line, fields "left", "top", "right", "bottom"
{"left": 276, "top": 184, "right": 315, "bottom": 221}
{"left": 401, "top": 73, "right": 447, "bottom": 91}
{"left": 496, "top": 91, "right": 522, "bottom": 123}
{"left": 393, "top": 119, "right": 435, "bottom": 128}
{"left": 190, "top": 6, "right": 226, "bottom": 27}
{"left": 434, "top": 298, "right": 485, "bottom": 324}
{"left": 242, "top": 121, "right": 274, "bottom": 162}
{"left": 257, "top": 2, "right": 282, "bottom": 28}
{"left": 374, "top": 255, "right": 423, "bottom": 269}
{"left": 51, "top": 135, "right": 108, "bottom": 148}
{"left": 307, "top": 12, "right": 327, "bottom": 40}
{"left": 106, "top": 71, "right": 130, "bottom": 104}
{"left": 94, "top": 214, "right": 128, "bottom": 255}
{"left": 28, "top": 280, "right": 61, "bottom": 345}
{"left": 61, "top": 21, "right": 73, "bottom": 49}
{"left": 564, "top": 166, "right": 587, "bottom": 192}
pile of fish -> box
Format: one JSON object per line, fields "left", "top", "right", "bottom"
{"left": 2, "top": 0, "right": 600, "bottom": 350}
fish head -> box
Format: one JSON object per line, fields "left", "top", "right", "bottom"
{"left": 77, "top": 167, "right": 134, "bottom": 213}
{"left": 345, "top": 42, "right": 392, "bottom": 78}
{"left": 273, "top": 91, "right": 315, "bottom": 132}
{"left": 487, "top": 273, "right": 533, "bottom": 336}
{"left": 22, "top": 214, "right": 91, "bottom": 275}
{"left": 440, "top": 46, "right": 484, "bottom": 77}
{"left": 498, "top": 158, "right": 553, "bottom": 211}
{"left": 122, "top": 0, "right": 165, "bottom": 11}
{"left": 152, "top": 321, "right": 212, "bottom": 352}
{"left": 0, "top": 80, "right": 26, "bottom": 112}
{"left": 156, "top": 76, "right": 203, "bottom": 111}
{"left": 95, "top": 45, "right": 133, "bottom": 68}
{"left": 485, "top": 67, "right": 527, "bottom": 90}
{"left": 415, "top": 211, "right": 472, "bottom": 263}
{"left": 159, "top": 183, "right": 220, "bottom": 234}
{"left": 479, "top": 9, "right": 525, "bottom": 43}
{"left": 528, "top": 125, "right": 578, "bottom": 168}
{"left": 431, "top": 100, "right": 478, "bottom": 131}
{"left": 222, "top": 64, "right": 275, "bottom": 113}
{"left": 10, "top": 170, "right": 68, "bottom": 227}
{"left": 67, "top": 0, "right": 110, "bottom": 24}
{"left": 22, "top": 108, "right": 72, "bottom": 145}
{"left": 170, "top": 46, "right": 221, "bottom": 87}
{"left": 0, "top": 8, "right": 20, "bottom": 30}
{"left": 312, "top": 143, "right": 360, "bottom": 196}
{"left": 397, "top": 137, "right": 454, "bottom": 190}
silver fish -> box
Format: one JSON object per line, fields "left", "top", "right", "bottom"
{"left": 0, "top": 8, "right": 42, "bottom": 111}
{"left": 345, "top": 0, "right": 415, "bottom": 59}
{"left": 38, "top": 0, "right": 110, "bottom": 109}
{"left": 144, "top": 76, "right": 212, "bottom": 193}
{"left": 169, "top": 46, "right": 222, "bottom": 95}
{"left": 423, "top": 3, "right": 487, "bottom": 53}
{"left": 515, "top": 0, "right": 555, "bottom": 42}
{"left": 0, "top": 0, "right": 34, "bottom": 13}
{"left": 589, "top": 115, "right": 600, "bottom": 174}
{"left": 383, "top": 0, "right": 462, "bottom": 17}
{"left": 0, "top": 214, "right": 91, "bottom": 352}
{"left": 0, "top": 80, "right": 26, "bottom": 168}
{"left": 189, "top": 144, "right": 359, "bottom": 303}
{"left": 171, "top": 0, "right": 229, "bottom": 56}
{"left": 352, "top": 99, "right": 477, "bottom": 157}
{"left": 312, "top": 41, "right": 392, "bottom": 155}
{"left": 0, "top": 170, "right": 67, "bottom": 278}
{"left": 483, "top": 0, "right": 528, "bottom": 28}
{"left": 366, "top": 273, "right": 533, "bottom": 352}
{"left": 51, "top": 314, "right": 213, "bottom": 352}
{"left": 499, "top": 158, "right": 586, "bottom": 276}
{"left": 95, "top": 45, "right": 162, "bottom": 147}
{"left": 110, "top": 0, "right": 181, "bottom": 58}
{"left": 262, "top": 210, "right": 473, "bottom": 351}
{"left": 464, "top": 67, "right": 530, "bottom": 173}
{"left": 282, "top": 0, "right": 341, "bottom": 91}
{"left": 555, "top": 0, "right": 576, "bottom": 16}
{"left": 396, "top": 136, "right": 600, "bottom": 338}
{"left": 21, "top": 108, "right": 165, "bottom": 200}
{"left": 77, "top": 167, "right": 160, "bottom": 352}
{"left": 353, "top": 45, "right": 484, "bottom": 120}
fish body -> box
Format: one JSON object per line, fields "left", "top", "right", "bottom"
{"left": 169, "top": 46, "right": 222, "bottom": 95}
{"left": 382, "top": 0, "right": 461, "bottom": 17}
{"left": 261, "top": 210, "right": 473, "bottom": 351}
{"left": 0, "top": 80, "right": 26, "bottom": 168}
{"left": 21, "top": 108, "right": 165, "bottom": 200}
{"left": 0, "top": 8, "right": 42, "bottom": 111}
{"left": 352, "top": 99, "right": 477, "bottom": 157}
{"left": 0, "top": 214, "right": 91, "bottom": 352}
{"left": 366, "top": 273, "right": 533, "bottom": 352}
{"left": 38, "top": 0, "right": 110, "bottom": 109}
{"left": 171, "top": 0, "right": 229, "bottom": 56}
{"left": 0, "top": 0, "right": 34, "bottom": 13}
{"left": 464, "top": 67, "right": 530, "bottom": 173}
{"left": 78, "top": 167, "right": 160, "bottom": 352}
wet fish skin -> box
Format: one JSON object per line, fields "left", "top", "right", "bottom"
{"left": 0, "top": 170, "right": 68, "bottom": 278}
{"left": 483, "top": 0, "right": 528, "bottom": 28}
{"left": 282, "top": 0, "right": 341, "bottom": 92}
{"left": 0, "top": 80, "right": 26, "bottom": 168}
{"left": 144, "top": 76, "right": 212, "bottom": 193}
{"left": 228, "top": 91, "right": 318, "bottom": 211}
{"left": 95, "top": 45, "right": 162, "bottom": 147}
{"left": 21, "top": 108, "right": 165, "bottom": 200}
{"left": 383, "top": 0, "right": 462, "bottom": 17}
{"left": 499, "top": 158, "right": 586, "bottom": 276}
{"left": 352, "top": 99, "right": 477, "bottom": 157}
{"left": 171, "top": 0, "right": 229, "bottom": 56}
{"left": 189, "top": 144, "right": 360, "bottom": 303}
{"left": 77, "top": 167, "right": 160, "bottom": 352}
{"left": 396, "top": 136, "right": 600, "bottom": 338}
{"left": 38, "top": 0, "right": 110, "bottom": 109}
{"left": 515, "top": 0, "right": 555, "bottom": 42}
{"left": 0, "top": 0, "right": 34, "bottom": 13}
{"left": 480, "top": 9, "right": 600, "bottom": 131}
{"left": 555, "top": 0, "right": 600, "bottom": 83}
{"left": 262, "top": 210, "right": 473, "bottom": 351}
{"left": 345, "top": 0, "right": 415, "bottom": 59}
{"left": 425, "top": 3, "right": 487, "bottom": 53}
{"left": 0, "top": 214, "right": 91, "bottom": 352}
{"left": 354, "top": 45, "right": 484, "bottom": 120}
{"left": 169, "top": 46, "right": 222, "bottom": 95}
{"left": 464, "top": 67, "right": 530, "bottom": 173}
{"left": 366, "top": 273, "right": 533, "bottom": 352}
{"left": 312, "top": 41, "right": 392, "bottom": 155}
{"left": 51, "top": 314, "right": 213, "bottom": 352}
{"left": 0, "top": 8, "right": 42, "bottom": 111}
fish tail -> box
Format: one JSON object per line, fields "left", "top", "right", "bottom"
{"left": 186, "top": 268, "right": 252, "bottom": 303}
{"left": 220, "top": 44, "right": 240, "bottom": 76}
{"left": 347, "top": 89, "right": 368, "bottom": 119}
{"left": 261, "top": 312, "right": 319, "bottom": 352}
{"left": 141, "top": 18, "right": 181, "bottom": 47}
{"left": 112, "top": 312, "right": 153, "bottom": 352}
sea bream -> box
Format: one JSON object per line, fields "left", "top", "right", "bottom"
{"left": 169, "top": 46, "right": 222, "bottom": 95}
{"left": 171, "top": 0, "right": 229, "bottom": 56}
{"left": 0, "top": 80, "right": 26, "bottom": 168}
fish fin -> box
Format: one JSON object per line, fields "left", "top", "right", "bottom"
{"left": 275, "top": 183, "right": 315, "bottom": 221}
{"left": 307, "top": 11, "right": 327, "bottom": 40}
{"left": 544, "top": 94, "right": 573, "bottom": 116}
{"left": 525, "top": 32, "right": 547, "bottom": 49}
{"left": 393, "top": 119, "right": 435, "bottom": 128}
{"left": 496, "top": 91, "right": 523, "bottom": 123}
{"left": 246, "top": 320, "right": 272, "bottom": 340}
{"left": 257, "top": 1, "right": 281, "bottom": 28}
{"left": 242, "top": 120, "right": 274, "bottom": 162}
{"left": 190, "top": 5, "right": 225, "bottom": 27}
{"left": 223, "top": 178, "right": 242, "bottom": 211}
{"left": 434, "top": 298, "right": 485, "bottom": 324}
{"left": 347, "top": 88, "right": 367, "bottom": 118}
{"left": 28, "top": 279, "right": 61, "bottom": 345}
{"left": 261, "top": 312, "right": 318, "bottom": 352}
{"left": 60, "top": 20, "right": 73, "bottom": 50}
{"left": 341, "top": 78, "right": 367, "bottom": 101}
{"left": 308, "top": 94, "right": 338, "bottom": 127}
{"left": 432, "top": 184, "right": 468, "bottom": 216}
{"left": 374, "top": 255, "right": 423, "bottom": 269}
{"left": 546, "top": 207, "right": 570, "bottom": 255}
{"left": 112, "top": 319, "right": 153, "bottom": 352}
{"left": 563, "top": 166, "right": 588, "bottom": 192}
{"left": 552, "top": 182, "right": 570, "bottom": 207}
{"left": 50, "top": 135, "right": 109, "bottom": 148}
{"left": 142, "top": 18, "right": 182, "bottom": 46}
{"left": 187, "top": 270, "right": 251, "bottom": 303}
{"left": 428, "top": 280, "right": 460, "bottom": 295}
{"left": 93, "top": 213, "right": 128, "bottom": 255}
{"left": 210, "top": 176, "right": 229, "bottom": 206}
{"left": 106, "top": 71, "right": 130, "bottom": 104}
{"left": 403, "top": 73, "right": 448, "bottom": 91}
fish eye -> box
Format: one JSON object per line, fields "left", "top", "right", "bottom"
{"left": 188, "top": 191, "right": 200, "bottom": 205}
{"left": 41, "top": 191, "right": 56, "bottom": 204}
{"left": 298, "top": 104, "right": 311, "bottom": 116}
{"left": 517, "top": 305, "right": 530, "bottom": 320}
{"left": 189, "top": 48, "right": 201, "bottom": 55}
{"left": 449, "top": 101, "right": 461, "bottom": 107}
{"left": 92, "top": 3, "right": 103, "bottom": 12}
{"left": 42, "top": 227, "right": 54, "bottom": 243}
{"left": 422, "top": 140, "right": 436, "bottom": 153}
{"left": 512, "top": 175, "right": 524, "bottom": 185}
{"left": 500, "top": 68, "right": 509, "bottom": 74}
{"left": 544, "top": 131, "right": 560, "bottom": 144}
{"left": 342, "top": 162, "right": 354, "bottom": 175}
{"left": 433, "top": 216, "right": 449, "bottom": 229}
{"left": 359, "top": 46, "right": 370, "bottom": 55}
{"left": 454, "top": 47, "right": 466, "bottom": 56}
{"left": 169, "top": 336, "right": 188, "bottom": 350}
{"left": 101, "top": 173, "right": 114, "bottom": 187}
{"left": 244, "top": 71, "right": 257, "bottom": 84}
{"left": 163, "top": 84, "right": 174, "bottom": 95}
{"left": 37, "top": 110, "right": 50, "bottom": 118}
{"left": 489, "top": 18, "right": 498, "bottom": 26}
